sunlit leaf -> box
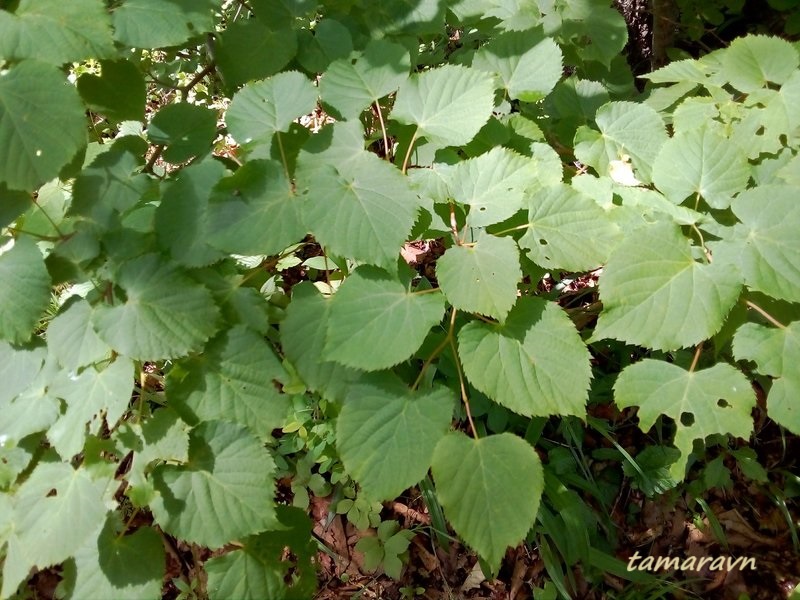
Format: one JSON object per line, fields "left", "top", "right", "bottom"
{"left": 437, "top": 232, "right": 521, "bottom": 321}
{"left": 324, "top": 266, "right": 445, "bottom": 371}
{"left": 592, "top": 222, "right": 742, "bottom": 351}
{"left": 458, "top": 297, "right": 591, "bottom": 417}
{"left": 432, "top": 432, "right": 543, "bottom": 572}
{"left": 391, "top": 65, "right": 495, "bottom": 147}
{"left": 337, "top": 380, "right": 453, "bottom": 500}
{"left": 615, "top": 360, "right": 755, "bottom": 478}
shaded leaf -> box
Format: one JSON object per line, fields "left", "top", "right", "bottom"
{"left": 215, "top": 19, "right": 297, "bottom": 89}
{"left": 77, "top": 59, "right": 146, "bottom": 122}
{"left": 70, "top": 515, "right": 164, "bottom": 600}
{"left": 280, "top": 282, "right": 361, "bottom": 401}
{"left": 206, "top": 507, "right": 316, "bottom": 600}
{"left": 150, "top": 420, "right": 277, "bottom": 548}
{"left": 168, "top": 326, "right": 289, "bottom": 440}
{"left": 207, "top": 159, "right": 306, "bottom": 257}
{"left": 112, "top": 0, "right": 216, "bottom": 48}
{"left": 92, "top": 254, "right": 220, "bottom": 360}
{"left": 0, "top": 0, "right": 114, "bottom": 64}
{"left": 148, "top": 103, "right": 218, "bottom": 163}
{"left": 0, "top": 61, "right": 86, "bottom": 191}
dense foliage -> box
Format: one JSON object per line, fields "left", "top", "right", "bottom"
{"left": 0, "top": 0, "right": 798, "bottom": 598}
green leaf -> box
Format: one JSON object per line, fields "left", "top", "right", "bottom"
{"left": 0, "top": 237, "right": 50, "bottom": 343}
{"left": 0, "top": 339, "right": 45, "bottom": 405}
{"left": 148, "top": 103, "right": 218, "bottom": 163}
{"left": 0, "top": 351, "right": 60, "bottom": 444}
{"left": 324, "top": 266, "right": 446, "bottom": 371}
{"left": 150, "top": 420, "right": 277, "bottom": 548}
{"left": 297, "top": 18, "right": 353, "bottom": 74}
{"left": 733, "top": 321, "right": 799, "bottom": 379}
{"left": 472, "top": 29, "right": 562, "bottom": 102}
{"left": 432, "top": 432, "right": 543, "bottom": 572}
{"left": 0, "top": 0, "right": 114, "bottom": 64}
{"left": 733, "top": 321, "right": 800, "bottom": 434}
{"left": 320, "top": 40, "right": 410, "bottom": 119}
{"left": 206, "top": 159, "right": 307, "bottom": 257}
{"left": 77, "top": 59, "right": 146, "bottom": 123}
{"left": 155, "top": 159, "right": 227, "bottom": 267}
{"left": 574, "top": 101, "right": 667, "bottom": 184}
{"left": 1, "top": 463, "right": 110, "bottom": 598}
{"left": 92, "top": 254, "right": 220, "bottom": 360}
{"left": 215, "top": 19, "right": 297, "bottom": 89}
{"left": 299, "top": 153, "right": 420, "bottom": 268}
{"left": 614, "top": 360, "right": 756, "bottom": 478}
{"left": 592, "top": 222, "right": 742, "bottom": 351}
{"left": 764, "top": 376, "right": 800, "bottom": 436}
{"left": 391, "top": 65, "right": 495, "bottom": 147}
{"left": 280, "top": 282, "right": 361, "bottom": 401}
{"left": 205, "top": 507, "right": 316, "bottom": 600}
{"left": 46, "top": 298, "right": 112, "bottom": 371}
{"left": 0, "top": 60, "right": 86, "bottom": 191}
{"left": 652, "top": 122, "right": 750, "bottom": 209}
{"left": 362, "top": 0, "right": 446, "bottom": 35}
{"left": 168, "top": 326, "right": 289, "bottom": 441}
{"left": 0, "top": 183, "right": 30, "bottom": 228}
{"left": 114, "top": 408, "right": 190, "bottom": 507}
{"left": 436, "top": 232, "right": 521, "bottom": 321}
{"left": 70, "top": 148, "right": 153, "bottom": 227}
{"left": 47, "top": 358, "right": 134, "bottom": 458}
{"left": 336, "top": 380, "right": 454, "bottom": 500}
{"left": 559, "top": 0, "right": 628, "bottom": 66}
{"left": 722, "top": 35, "right": 800, "bottom": 92}
{"left": 719, "top": 185, "right": 800, "bottom": 303}
{"left": 446, "top": 146, "right": 540, "bottom": 227}
{"left": 70, "top": 516, "right": 164, "bottom": 600}
{"left": 226, "top": 71, "right": 317, "bottom": 145}
{"left": 518, "top": 183, "right": 620, "bottom": 271}
{"left": 458, "top": 297, "right": 591, "bottom": 417}
{"left": 112, "top": 0, "right": 216, "bottom": 48}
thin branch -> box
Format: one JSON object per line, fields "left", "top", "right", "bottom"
{"left": 180, "top": 61, "right": 216, "bottom": 101}
{"left": 412, "top": 307, "right": 456, "bottom": 391}
{"left": 446, "top": 309, "right": 478, "bottom": 438}
{"left": 6, "top": 227, "right": 66, "bottom": 242}
{"left": 745, "top": 300, "right": 787, "bottom": 329}
{"left": 374, "top": 101, "right": 391, "bottom": 160}
{"left": 144, "top": 145, "right": 164, "bottom": 174}
{"left": 401, "top": 129, "right": 418, "bottom": 175}
{"left": 275, "top": 131, "right": 291, "bottom": 182}
{"left": 491, "top": 223, "right": 531, "bottom": 236}
{"left": 32, "top": 194, "right": 65, "bottom": 237}
{"left": 689, "top": 342, "right": 703, "bottom": 373}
